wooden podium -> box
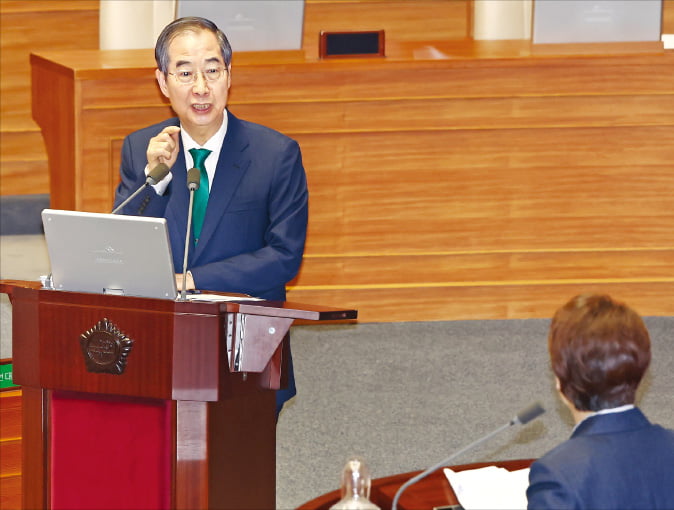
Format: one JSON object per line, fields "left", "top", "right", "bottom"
{"left": 298, "top": 459, "right": 534, "bottom": 509}
{"left": 1, "top": 280, "right": 356, "bottom": 510}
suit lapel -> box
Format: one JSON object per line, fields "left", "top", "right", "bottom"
{"left": 193, "top": 112, "right": 250, "bottom": 261}
{"left": 165, "top": 140, "right": 191, "bottom": 267}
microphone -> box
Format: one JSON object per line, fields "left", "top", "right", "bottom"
{"left": 512, "top": 402, "right": 546, "bottom": 425}
{"left": 146, "top": 163, "right": 170, "bottom": 185}
{"left": 391, "top": 402, "right": 545, "bottom": 510}
{"left": 186, "top": 167, "right": 201, "bottom": 192}
{"left": 111, "top": 163, "right": 170, "bottom": 214}
{"left": 180, "top": 167, "right": 201, "bottom": 300}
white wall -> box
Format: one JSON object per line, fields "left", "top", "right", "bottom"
{"left": 473, "top": 0, "right": 533, "bottom": 40}
{"left": 100, "top": 0, "right": 176, "bottom": 50}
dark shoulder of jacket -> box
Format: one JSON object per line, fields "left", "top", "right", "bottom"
{"left": 228, "top": 110, "right": 296, "bottom": 146}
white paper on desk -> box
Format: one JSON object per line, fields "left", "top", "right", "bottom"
{"left": 185, "top": 293, "right": 263, "bottom": 302}
{"left": 662, "top": 34, "right": 674, "bottom": 49}
{"left": 443, "top": 466, "right": 530, "bottom": 510}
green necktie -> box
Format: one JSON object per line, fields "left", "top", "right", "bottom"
{"left": 189, "top": 148, "right": 212, "bottom": 242}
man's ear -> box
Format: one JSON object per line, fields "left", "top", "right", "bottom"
{"left": 156, "top": 69, "right": 170, "bottom": 98}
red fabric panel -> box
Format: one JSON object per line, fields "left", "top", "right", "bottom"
{"left": 50, "top": 391, "right": 172, "bottom": 510}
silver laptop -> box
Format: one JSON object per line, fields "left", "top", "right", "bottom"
{"left": 41, "top": 209, "right": 177, "bottom": 300}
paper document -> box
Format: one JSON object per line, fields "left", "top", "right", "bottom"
{"left": 185, "top": 293, "right": 263, "bottom": 302}
{"left": 663, "top": 34, "right": 674, "bottom": 49}
{"left": 443, "top": 466, "right": 530, "bottom": 510}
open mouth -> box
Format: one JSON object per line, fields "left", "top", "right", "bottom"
{"left": 192, "top": 104, "right": 211, "bottom": 112}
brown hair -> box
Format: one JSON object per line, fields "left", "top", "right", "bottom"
{"left": 548, "top": 294, "right": 651, "bottom": 412}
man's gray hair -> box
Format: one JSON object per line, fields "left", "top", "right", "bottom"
{"left": 155, "top": 16, "right": 232, "bottom": 73}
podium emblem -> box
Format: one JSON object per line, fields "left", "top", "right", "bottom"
{"left": 80, "top": 318, "right": 134, "bottom": 375}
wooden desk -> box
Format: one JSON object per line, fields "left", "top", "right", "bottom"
{"left": 30, "top": 41, "right": 674, "bottom": 322}
{"left": 298, "top": 459, "right": 534, "bottom": 509}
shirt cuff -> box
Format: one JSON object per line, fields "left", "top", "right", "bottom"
{"left": 144, "top": 164, "right": 173, "bottom": 195}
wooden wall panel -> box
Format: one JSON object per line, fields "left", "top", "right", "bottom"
{"left": 0, "top": 1, "right": 99, "bottom": 195}
{"left": 0, "top": 390, "right": 22, "bottom": 508}
{"left": 0, "top": 1, "right": 99, "bottom": 124}
{"left": 29, "top": 44, "right": 674, "bottom": 321}
{"left": 0, "top": 131, "right": 49, "bottom": 195}
{"left": 294, "top": 125, "right": 674, "bottom": 253}
{"left": 8, "top": 1, "right": 674, "bottom": 322}
{"left": 3, "top": 0, "right": 674, "bottom": 197}
{"left": 230, "top": 94, "right": 674, "bottom": 133}
{"left": 291, "top": 250, "right": 674, "bottom": 286}
{"left": 0, "top": 0, "right": 470, "bottom": 197}
{"left": 0, "top": 476, "right": 21, "bottom": 510}
{"left": 0, "top": 390, "right": 22, "bottom": 439}
{"left": 665, "top": 0, "right": 674, "bottom": 33}
{"left": 0, "top": 440, "right": 21, "bottom": 475}
{"left": 228, "top": 53, "right": 674, "bottom": 103}
{"left": 286, "top": 281, "right": 674, "bottom": 322}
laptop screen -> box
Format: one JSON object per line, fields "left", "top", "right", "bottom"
{"left": 41, "top": 209, "right": 177, "bottom": 300}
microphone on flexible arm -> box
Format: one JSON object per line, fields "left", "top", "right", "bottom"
{"left": 111, "top": 163, "right": 170, "bottom": 214}
{"left": 179, "top": 167, "right": 201, "bottom": 301}
{"left": 391, "top": 402, "right": 545, "bottom": 510}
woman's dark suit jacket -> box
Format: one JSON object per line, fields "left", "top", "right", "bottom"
{"left": 527, "top": 407, "right": 674, "bottom": 509}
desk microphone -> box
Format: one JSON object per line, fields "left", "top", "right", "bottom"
{"left": 111, "top": 163, "right": 170, "bottom": 214}
{"left": 391, "top": 402, "right": 545, "bottom": 510}
{"left": 180, "top": 167, "right": 201, "bottom": 300}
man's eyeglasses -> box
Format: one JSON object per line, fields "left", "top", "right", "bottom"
{"left": 167, "top": 67, "right": 227, "bottom": 85}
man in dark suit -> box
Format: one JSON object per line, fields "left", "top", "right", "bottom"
{"left": 113, "top": 17, "right": 308, "bottom": 417}
{"left": 527, "top": 294, "right": 674, "bottom": 509}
